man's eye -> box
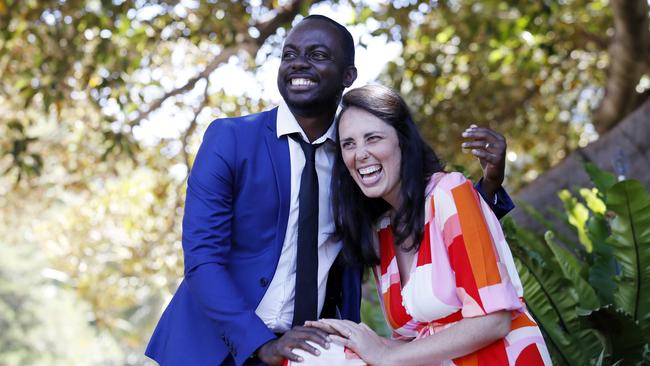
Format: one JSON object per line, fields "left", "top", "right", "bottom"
{"left": 310, "top": 52, "right": 328, "bottom": 60}
{"left": 282, "top": 51, "right": 296, "bottom": 59}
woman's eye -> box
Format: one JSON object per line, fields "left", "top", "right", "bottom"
{"left": 367, "top": 135, "right": 381, "bottom": 142}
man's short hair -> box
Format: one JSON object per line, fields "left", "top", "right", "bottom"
{"left": 303, "top": 14, "right": 355, "bottom": 67}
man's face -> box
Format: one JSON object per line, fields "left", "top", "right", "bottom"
{"left": 277, "top": 20, "right": 355, "bottom": 115}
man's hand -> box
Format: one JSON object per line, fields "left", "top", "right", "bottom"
{"left": 462, "top": 124, "right": 507, "bottom": 200}
{"left": 256, "top": 326, "right": 330, "bottom": 365}
{"left": 307, "top": 319, "right": 390, "bottom": 366}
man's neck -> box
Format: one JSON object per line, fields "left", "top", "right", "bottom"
{"left": 290, "top": 106, "right": 338, "bottom": 143}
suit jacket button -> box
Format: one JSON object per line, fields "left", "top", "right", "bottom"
{"left": 260, "top": 277, "right": 269, "bottom": 287}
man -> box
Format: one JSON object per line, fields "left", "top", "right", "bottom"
{"left": 146, "top": 15, "right": 512, "bottom": 366}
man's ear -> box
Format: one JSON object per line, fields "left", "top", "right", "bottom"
{"left": 343, "top": 66, "right": 358, "bottom": 88}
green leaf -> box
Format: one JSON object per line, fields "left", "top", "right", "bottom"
{"left": 545, "top": 231, "right": 599, "bottom": 311}
{"left": 516, "top": 200, "right": 578, "bottom": 251}
{"left": 513, "top": 252, "right": 603, "bottom": 365}
{"left": 505, "top": 221, "right": 603, "bottom": 364}
{"left": 583, "top": 305, "right": 647, "bottom": 362}
{"left": 585, "top": 162, "right": 617, "bottom": 199}
{"left": 559, "top": 189, "right": 593, "bottom": 252}
{"left": 580, "top": 188, "right": 607, "bottom": 215}
{"left": 606, "top": 180, "right": 650, "bottom": 335}
{"left": 587, "top": 214, "right": 617, "bottom": 305}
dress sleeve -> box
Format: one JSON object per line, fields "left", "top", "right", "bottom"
{"left": 434, "top": 172, "right": 524, "bottom": 318}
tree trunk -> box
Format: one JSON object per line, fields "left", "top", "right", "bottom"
{"left": 592, "top": 0, "right": 649, "bottom": 133}
{"left": 512, "top": 98, "right": 650, "bottom": 231}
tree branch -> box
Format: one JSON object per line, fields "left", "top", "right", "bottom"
{"left": 572, "top": 25, "right": 611, "bottom": 50}
{"left": 592, "top": 0, "right": 650, "bottom": 133}
{"left": 129, "top": 45, "right": 245, "bottom": 127}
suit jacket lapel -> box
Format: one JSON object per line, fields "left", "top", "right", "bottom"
{"left": 263, "top": 107, "right": 291, "bottom": 258}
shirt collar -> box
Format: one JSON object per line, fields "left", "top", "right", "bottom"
{"left": 276, "top": 100, "right": 337, "bottom": 144}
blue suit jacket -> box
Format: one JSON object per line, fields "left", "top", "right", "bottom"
{"left": 145, "top": 108, "right": 362, "bottom": 366}
{"left": 145, "top": 108, "right": 513, "bottom": 366}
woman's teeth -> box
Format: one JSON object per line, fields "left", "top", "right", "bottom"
{"left": 358, "top": 165, "right": 381, "bottom": 177}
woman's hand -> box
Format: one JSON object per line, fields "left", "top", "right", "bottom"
{"left": 306, "top": 319, "right": 392, "bottom": 366}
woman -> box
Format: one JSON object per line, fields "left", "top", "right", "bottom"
{"left": 304, "top": 85, "right": 551, "bottom": 365}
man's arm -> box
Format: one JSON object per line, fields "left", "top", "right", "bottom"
{"left": 182, "top": 120, "right": 275, "bottom": 366}
{"left": 184, "top": 120, "right": 331, "bottom": 366}
{"left": 462, "top": 125, "right": 514, "bottom": 219}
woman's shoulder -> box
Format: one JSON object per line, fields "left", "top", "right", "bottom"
{"left": 426, "top": 171, "right": 472, "bottom": 197}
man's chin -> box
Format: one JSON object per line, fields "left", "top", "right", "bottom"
{"left": 285, "top": 97, "right": 338, "bottom": 117}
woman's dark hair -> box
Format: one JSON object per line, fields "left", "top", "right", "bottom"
{"left": 332, "top": 84, "right": 444, "bottom": 266}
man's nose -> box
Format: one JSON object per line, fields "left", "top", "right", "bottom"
{"left": 289, "top": 54, "right": 310, "bottom": 69}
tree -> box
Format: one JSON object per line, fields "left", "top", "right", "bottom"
{"left": 1, "top": 0, "right": 648, "bottom": 363}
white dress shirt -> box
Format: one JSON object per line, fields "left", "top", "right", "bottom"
{"left": 254, "top": 101, "right": 343, "bottom": 332}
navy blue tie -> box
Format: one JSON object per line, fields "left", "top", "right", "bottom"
{"left": 290, "top": 134, "right": 323, "bottom": 327}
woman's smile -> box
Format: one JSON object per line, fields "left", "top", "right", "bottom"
{"left": 357, "top": 164, "right": 383, "bottom": 184}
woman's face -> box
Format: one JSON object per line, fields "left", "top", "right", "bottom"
{"left": 338, "top": 106, "right": 402, "bottom": 208}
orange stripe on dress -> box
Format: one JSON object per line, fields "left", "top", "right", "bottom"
{"left": 511, "top": 311, "right": 537, "bottom": 330}
{"left": 451, "top": 180, "right": 501, "bottom": 288}
{"left": 430, "top": 195, "right": 435, "bottom": 217}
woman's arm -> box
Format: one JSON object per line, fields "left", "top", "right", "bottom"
{"left": 310, "top": 312, "right": 511, "bottom": 366}
{"left": 378, "top": 311, "right": 511, "bottom": 366}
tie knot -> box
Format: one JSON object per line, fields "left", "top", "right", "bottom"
{"left": 290, "top": 133, "right": 323, "bottom": 162}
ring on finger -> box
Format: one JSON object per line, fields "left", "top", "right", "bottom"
{"left": 485, "top": 142, "right": 490, "bottom": 149}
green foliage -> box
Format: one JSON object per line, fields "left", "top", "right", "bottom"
{"left": 505, "top": 164, "right": 650, "bottom": 365}
{"left": 0, "top": 242, "right": 124, "bottom": 365}
{"left": 366, "top": 0, "right": 613, "bottom": 189}
{"left": 0, "top": 0, "right": 641, "bottom": 364}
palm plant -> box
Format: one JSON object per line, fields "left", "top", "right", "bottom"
{"left": 504, "top": 163, "right": 650, "bottom": 365}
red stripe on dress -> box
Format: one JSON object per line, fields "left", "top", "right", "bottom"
{"left": 379, "top": 226, "right": 413, "bottom": 330}
{"left": 434, "top": 309, "right": 463, "bottom": 325}
{"left": 448, "top": 235, "right": 485, "bottom": 313}
{"left": 417, "top": 222, "right": 432, "bottom": 266}
{"left": 516, "top": 344, "right": 545, "bottom": 366}
{"left": 384, "top": 283, "right": 412, "bottom": 329}
{"left": 476, "top": 338, "right": 509, "bottom": 365}
{"left": 379, "top": 227, "right": 393, "bottom": 274}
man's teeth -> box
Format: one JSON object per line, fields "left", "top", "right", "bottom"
{"left": 359, "top": 165, "right": 381, "bottom": 175}
{"left": 291, "top": 78, "right": 315, "bottom": 86}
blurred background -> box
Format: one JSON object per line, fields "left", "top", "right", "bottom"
{"left": 1, "top": 0, "right": 649, "bottom": 365}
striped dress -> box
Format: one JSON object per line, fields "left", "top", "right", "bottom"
{"left": 373, "top": 172, "right": 551, "bottom": 365}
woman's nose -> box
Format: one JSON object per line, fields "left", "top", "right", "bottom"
{"left": 356, "top": 148, "right": 369, "bottom": 161}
